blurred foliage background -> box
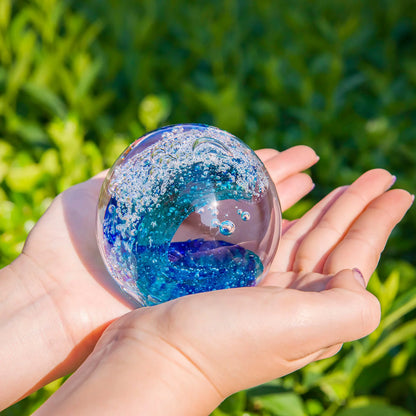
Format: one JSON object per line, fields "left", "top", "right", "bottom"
{"left": 0, "top": 0, "right": 415, "bottom": 414}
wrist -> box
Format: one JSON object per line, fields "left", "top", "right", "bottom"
{"left": 0, "top": 254, "right": 80, "bottom": 409}
{"left": 36, "top": 310, "right": 224, "bottom": 416}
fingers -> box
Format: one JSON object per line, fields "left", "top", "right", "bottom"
{"left": 260, "top": 145, "right": 319, "bottom": 184}
{"left": 270, "top": 186, "right": 348, "bottom": 273}
{"left": 269, "top": 172, "right": 412, "bottom": 292}
{"left": 324, "top": 189, "right": 414, "bottom": 283}
{"left": 275, "top": 173, "right": 315, "bottom": 212}
{"left": 257, "top": 146, "right": 318, "bottom": 213}
{"left": 255, "top": 148, "right": 279, "bottom": 162}
{"left": 292, "top": 169, "right": 395, "bottom": 273}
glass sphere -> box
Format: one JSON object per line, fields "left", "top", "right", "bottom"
{"left": 97, "top": 124, "right": 281, "bottom": 306}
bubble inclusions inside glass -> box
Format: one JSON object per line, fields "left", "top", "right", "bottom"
{"left": 96, "top": 124, "right": 282, "bottom": 306}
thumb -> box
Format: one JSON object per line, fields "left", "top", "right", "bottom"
{"left": 145, "top": 269, "right": 381, "bottom": 397}
{"left": 322, "top": 268, "right": 381, "bottom": 341}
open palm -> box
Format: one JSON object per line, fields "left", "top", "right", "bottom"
{"left": 266, "top": 168, "right": 405, "bottom": 290}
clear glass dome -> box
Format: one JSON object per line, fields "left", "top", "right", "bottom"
{"left": 97, "top": 124, "right": 281, "bottom": 306}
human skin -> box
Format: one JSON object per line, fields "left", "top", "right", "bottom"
{"left": 0, "top": 146, "right": 318, "bottom": 410}
{"left": 32, "top": 168, "right": 413, "bottom": 415}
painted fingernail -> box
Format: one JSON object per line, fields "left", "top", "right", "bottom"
{"left": 352, "top": 268, "right": 366, "bottom": 287}
{"left": 390, "top": 175, "right": 397, "bottom": 187}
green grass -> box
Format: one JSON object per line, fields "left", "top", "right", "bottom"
{"left": 1, "top": 0, "right": 416, "bottom": 414}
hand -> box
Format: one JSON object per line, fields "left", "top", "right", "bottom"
{"left": 35, "top": 170, "right": 413, "bottom": 416}
{"left": 1, "top": 145, "right": 318, "bottom": 408}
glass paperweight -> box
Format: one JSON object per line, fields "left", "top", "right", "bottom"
{"left": 97, "top": 124, "right": 281, "bottom": 306}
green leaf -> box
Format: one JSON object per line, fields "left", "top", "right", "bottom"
{"left": 82, "top": 141, "right": 104, "bottom": 175}
{"left": 305, "top": 399, "right": 324, "bottom": 416}
{"left": 0, "top": 0, "right": 11, "bottom": 30}
{"left": 7, "top": 30, "right": 36, "bottom": 99}
{"left": 210, "top": 409, "right": 230, "bottom": 416}
{"left": 363, "top": 319, "right": 416, "bottom": 366}
{"left": 390, "top": 347, "right": 409, "bottom": 377}
{"left": 251, "top": 393, "right": 306, "bottom": 416}
{"left": 5, "top": 152, "right": 43, "bottom": 192}
{"left": 336, "top": 403, "right": 413, "bottom": 416}
{"left": 138, "top": 94, "right": 171, "bottom": 131}
{"left": 8, "top": 116, "right": 49, "bottom": 145}
{"left": 382, "top": 286, "right": 416, "bottom": 330}
{"left": 22, "top": 82, "right": 67, "bottom": 118}
{"left": 218, "top": 391, "right": 247, "bottom": 413}
{"left": 198, "top": 84, "right": 245, "bottom": 133}
{"left": 40, "top": 148, "right": 60, "bottom": 176}
{"left": 367, "top": 270, "right": 382, "bottom": 298}
{"left": 0, "top": 140, "right": 13, "bottom": 182}
{"left": 380, "top": 270, "right": 400, "bottom": 315}
{"left": 73, "top": 57, "right": 103, "bottom": 102}
{"left": 315, "top": 370, "right": 350, "bottom": 403}
{"left": 47, "top": 115, "right": 84, "bottom": 156}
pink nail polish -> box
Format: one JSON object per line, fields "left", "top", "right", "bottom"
{"left": 352, "top": 268, "right": 366, "bottom": 288}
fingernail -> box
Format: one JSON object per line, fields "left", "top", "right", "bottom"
{"left": 411, "top": 194, "right": 415, "bottom": 204}
{"left": 390, "top": 175, "right": 397, "bottom": 187}
{"left": 353, "top": 268, "right": 366, "bottom": 287}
